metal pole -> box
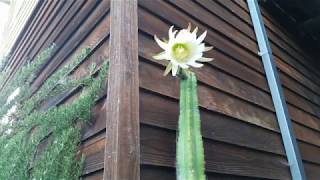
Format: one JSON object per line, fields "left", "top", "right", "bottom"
{"left": 247, "top": 0, "right": 306, "bottom": 179}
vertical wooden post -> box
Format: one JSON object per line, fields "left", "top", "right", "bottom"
{"left": 103, "top": 0, "right": 139, "bottom": 179}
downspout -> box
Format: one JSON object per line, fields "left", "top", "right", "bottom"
{"left": 247, "top": 0, "right": 306, "bottom": 179}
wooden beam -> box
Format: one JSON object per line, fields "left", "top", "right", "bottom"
{"left": 103, "top": 0, "right": 139, "bottom": 179}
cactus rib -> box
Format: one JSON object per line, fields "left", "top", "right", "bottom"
{"left": 177, "top": 71, "right": 205, "bottom": 180}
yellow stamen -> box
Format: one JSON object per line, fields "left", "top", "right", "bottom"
{"left": 172, "top": 43, "right": 190, "bottom": 63}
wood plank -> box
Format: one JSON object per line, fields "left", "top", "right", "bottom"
{"left": 0, "top": 0, "right": 54, "bottom": 89}
{"left": 215, "top": 1, "right": 318, "bottom": 97}
{"left": 30, "top": 2, "right": 110, "bottom": 94}
{"left": 81, "top": 170, "right": 103, "bottom": 180}
{"left": 139, "top": 60, "right": 320, "bottom": 147}
{"left": 293, "top": 124, "right": 320, "bottom": 148}
{"left": 139, "top": 1, "right": 320, "bottom": 112}
{"left": 197, "top": 0, "right": 320, "bottom": 101}
{"left": 104, "top": 0, "right": 139, "bottom": 179}
{"left": 138, "top": 32, "right": 320, "bottom": 133}
{"left": 140, "top": 90, "right": 320, "bottom": 165}
{"left": 272, "top": 48, "right": 320, "bottom": 90}
{"left": 4, "top": 0, "right": 47, "bottom": 69}
{"left": 27, "top": 0, "right": 82, "bottom": 61}
{"left": 140, "top": 89, "right": 285, "bottom": 155}
{"left": 140, "top": 125, "right": 291, "bottom": 179}
{"left": 196, "top": 0, "right": 255, "bottom": 41}
{"left": 280, "top": 72, "right": 320, "bottom": 107}
{"left": 13, "top": 0, "right": 75, "bottom": 70}
{"left": 7, "top": 0, "right": 61, "bottom": 74}
{"left": 218, "top": 0, "right": 314, "bottom": 72}
{"left": 5, "top": 0, "right": 53, "bottom": 70}
{"left": 272, "top": 41, "right": 320, "bottom": 89}
{"left": 167, "top": 0, "right": 258, "bottom": 52}
{"left": 138, "top": 2, "right": 264, "bottom": 75}
{"left": 219, "top": 0, "right": 320, "bottom": 86}
{"left": 287, "top": 103, "right": 320, "bottom": 134}
{"left": 285, "top": 89, "right": 320, "bottom": 120}
{"left": 139, "top": 35, "right": 320, "bottom": 132}
{"left": 35, "top": 38, "right": 110, "bottom": 141}
{"left": 233, "top": 0, "right": 320, "bottom": 79}
{"left": 304, "top": 162, "right": 320, "bottom": 180}
{"left": 141, "top": 165, "right": 264, "bottom": 180}
{"left": 259, "top": 3, "right": 318, "bottom": 64}
{"left": 139, "top": 59, "right": 278, "bottom": 131}
{"left": 81, "top": 97, "right": 107, "bottom": 141}
{"left": 216, "top": 0, "right": 252, "bottom": 25}
{"left": 3, "top": 0, "right": 101, "bottom": 93}
{"left": 80, "top": 132, "right": 105, "bottom": 176}
{"left": 299, "top": 142, "right": 320, "bottom": 165}
{"left": 138, "top": 27, "right": 268, "bottom": 93}
{"left": 138, "top": 38, "right": 274, "bottom": 112}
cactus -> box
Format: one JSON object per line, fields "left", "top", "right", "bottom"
{"left": 176, "top": 71, "right": 206, "bottom": 180}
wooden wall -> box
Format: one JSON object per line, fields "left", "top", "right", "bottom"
{"left": 248, "top": 1, "right": 320, "bottom": 179}
{"left": 3, "top": 0, "right": 320, "bottom": 179}
{"left": 2, "top": 0, "right": 110, "bottom": 179}
{"left": 138, "top": 0, "right": 319, "bottom": 179}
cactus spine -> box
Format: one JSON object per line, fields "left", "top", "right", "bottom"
{"left": 177, "top": 71, "right": 206, "bottom": 180}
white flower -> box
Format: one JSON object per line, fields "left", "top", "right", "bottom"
{"left": 153, "top": 24, "right": 213, "bottom": 76}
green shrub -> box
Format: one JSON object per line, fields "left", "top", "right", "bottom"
{"left": 0, "top": 46, "right": 108, "bottom": 180}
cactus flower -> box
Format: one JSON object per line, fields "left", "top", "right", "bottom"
{"left": 153, "top": 24, "right": 214, "bottom": 180}
{"left": 153, "top": 24, "right": 213, "bottom": 76}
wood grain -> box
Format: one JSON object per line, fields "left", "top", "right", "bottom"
{"left": 104, "top": 0, "right": 140, "bottom": 179}
{"left": 141, "top": 165, "right": 264, "bottom": 180}
{"left": 140, "top": 89, "right": 285, "bottom": 155}
{"left": 140, "top": 125, "right": 291, "bottom": 179}
{"left": 138, "top": 32, "right": 320, "bottom": 133}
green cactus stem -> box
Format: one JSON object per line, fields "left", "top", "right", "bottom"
{"left": 176, "top": 71, "right": 206, "bottom": 180}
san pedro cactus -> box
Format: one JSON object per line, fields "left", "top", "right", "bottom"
{"left": 153, "top": 24, "right": 213, "bottom": 180}
{"left": 176, "top": 71, "right": 205, "bottom": 180}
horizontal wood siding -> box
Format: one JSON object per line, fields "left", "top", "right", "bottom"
{"left": 233, "top": 0, "right": 320, "bottom": 179}
{"left": 138, "top": 0, "right": 292, "bottom": 179}
{"left": 4, "top": 0, "right": 320, "bottom": 179}
{"left": 1, "top": 0, "right": 110, "bottom": 179}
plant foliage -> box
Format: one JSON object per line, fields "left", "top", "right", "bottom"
{"left": 0, "top": 45, "right": 108, "bottom": 180}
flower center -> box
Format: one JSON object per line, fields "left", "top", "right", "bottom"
{"left": 172, "top": 43, "right": 190, "bottom": 63}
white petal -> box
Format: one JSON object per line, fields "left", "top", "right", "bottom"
{"left": 169, "top": 26, "right": 175, "bottom": 40}
{"left": 192, "top": 27, "right": 198, "bottom": 35}
{"left": 191, "top": 27, "right": 198, "bottom": 40}
{"left": 172, "top": 64, "right": 179, "bottom": 76}
{"left": 188, "top": 52, "right": 203, "bottom": 63}
{"left": 163, "top": 63, "right": 172, "bottom": 76}
{"left": 198, "top": 57, "right": 214, "bottom": 62}
{"left": 196, "top": 30, "right": 207, "bottom": 44}
{"left": 204, "top": 46, "right": 213, "bottom": 52}
{"left": 189, "top": 62, "right": 203, "bottom": 68}
{"left": 186, "top": 23, "right": 191, "bottom": 32}
{"left": 179, "top": 63, "right": 189, "bottom": 69}
{"left": 153, "top": 52, "right": 167, "bottom": 60}
{"left": 154, "top": 35, "right": 167, "bottom": 50}
{"left": 169, "top": 31, "right": 177, "bottom": 43}
{"left": 176, "top": 30, "right": 193, "bottom": 42}
{"left": 197, "top": 43, "right": 205, "bottom": 52}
